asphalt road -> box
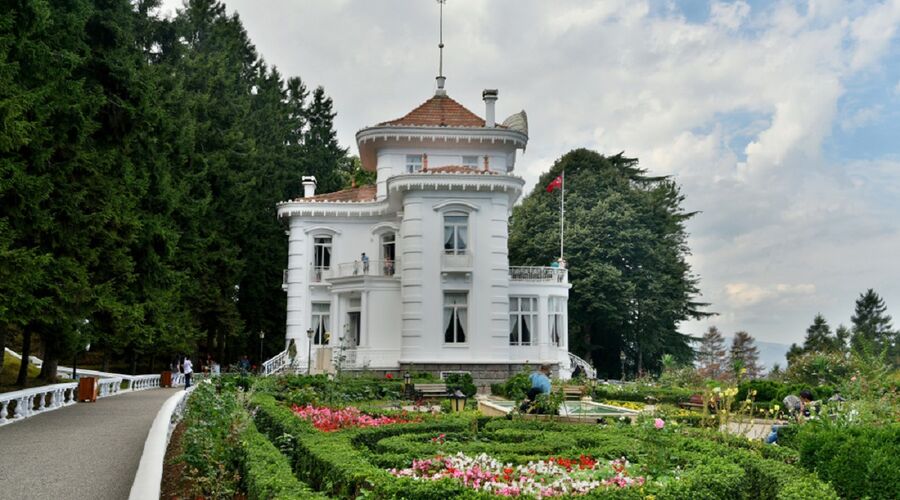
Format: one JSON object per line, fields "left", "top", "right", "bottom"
{"left": 0, "top": 388, "right": 178, "bottom": 500}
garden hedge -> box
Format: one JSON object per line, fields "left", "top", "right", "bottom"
{"left": 238, "top": 420, "right": 330, "bottom": 499}
{"left": 249, "top": 393, "right": 836, "bottom": 499}
{"left": 791, "top": 423, "right": 900, "bottom": 499}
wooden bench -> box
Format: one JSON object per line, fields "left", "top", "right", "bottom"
{"left": 414, "top": 383, "right": 449, "bottom": 399}
{"left": 563, "top": 385, "right": 587, "bottom": 400}
{"left": 679, "top": 394, "right": 716, "bottom": 412}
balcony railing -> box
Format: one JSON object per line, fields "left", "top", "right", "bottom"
{"left": 442, "top": 252, "right": 473, "bottom": 270}
{"left": 509, "top": 266, "right": 568, "bottom": 283}
{"left": 310, "top": 266, "right": 332, "bottom": 283}
{"left": 333, "top": 259, "right": 398, "bottom": 279}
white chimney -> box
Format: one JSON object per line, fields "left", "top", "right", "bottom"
{"left": 302, "top": 176, "right": 317, "bottom": 198}
{"left": 482, "top": 89, "right": 498, "bottom": 127}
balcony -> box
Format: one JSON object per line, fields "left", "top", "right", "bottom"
{"left": 332, "top": 259, "right": 399, "bottom": 279}
{"left": 509, "top": 266, "right": 568, "bottom": 283}
{"left": 310, "top": 266, "right": 333, "bottom": 284}
{"left": 441, "top": 252, "right": 473, "bottom": 272}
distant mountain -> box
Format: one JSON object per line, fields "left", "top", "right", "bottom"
{"left": 753, "top": 340, "right": 790, "bottom": 372}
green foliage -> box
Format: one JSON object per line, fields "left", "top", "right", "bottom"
{"left": 783, "top": 351, "right": 852, "bottom": 387}
{"left": 249, "top": 392, "right": 834, "bottom": 499}
{"left": 238, "top": 420, "right": 329, "bottom": 500}
{"left": 508, "top": 149, "right": 709, "bottom": 378}
{"left": 792, "top": 423, "right": 900, "bottom": 499}
{"left": 443, "top": 372, "right": 477, "bottom": 398}
{"left": 490, "top": 371, "right": 531, "bottom": 400}
{"left": 254, "top": 374, "right": 404, "bottom": 406}
{"left": 178, "top": 382, "right": 245, "bottom": 497}
{"left": 850, "top": 289, "right": 896, "bottom": 365}
{"left": 736, "top": 380, "right": 834, "bottom": 405}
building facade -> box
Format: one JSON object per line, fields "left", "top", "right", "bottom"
{"left": 276, "top": 85, "right": 573, "bottom": 384}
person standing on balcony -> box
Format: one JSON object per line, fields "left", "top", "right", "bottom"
{"left": 361, "top": 252, "right": 370, "bottom": 273}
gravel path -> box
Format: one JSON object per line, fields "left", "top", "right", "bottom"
{"left": 0, "top": 388, "right": 178, "bottom": 500}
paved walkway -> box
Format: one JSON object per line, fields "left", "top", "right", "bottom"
{"left": 0, "top": 388, "right": 178, "bottom": 500}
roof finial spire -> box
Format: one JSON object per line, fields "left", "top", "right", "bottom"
{"left": 435, "top": 0, "right": 447, "bottom": 95}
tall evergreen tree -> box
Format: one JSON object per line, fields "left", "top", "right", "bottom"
{"left": 850, "top": 289, "right": 896, "bottom": 366}
{"left": 696, "top": 326, "right": 727, "bottom": 379}
{"left": 729, "top": 331, "right": 762, "bottom": 379}
{"left": 509, "top": 149, "right": 709, "bottom": 378}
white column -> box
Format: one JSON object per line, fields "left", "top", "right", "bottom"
{"left": 538, "top": 294, "right": 550, "bottom": 361}
{"left": 361, "top": 291, "right": 369, "bottom": 347}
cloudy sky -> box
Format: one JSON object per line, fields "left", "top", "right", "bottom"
{"left": 160, "top": 0, "right": 900, "bottom": 349}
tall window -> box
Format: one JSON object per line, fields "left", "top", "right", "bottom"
{"left": 313, "top": 236, "right": 331, "bottom": 269}
{"left": 311, "top": 302, "right": 330, "bottom": 345}
{"left": 443, "top": 213, "right": 468, "bottom": 255}
{"left": 462, "top": 155, "right": 479, "bottom": 168}
{"left": 443, "top": 292, "right": 468, "bottom": 343}
{"left": 509, "top": 297, "right": 536, "bottom": 346}
{"left": 381, "top": 233, "right": 396, "bottom": 276}
{"left": 548, "top": 297, "right": 565, "bottom": 346}
{"left": 406, "top": 154, "right": 423, "bottom": 173}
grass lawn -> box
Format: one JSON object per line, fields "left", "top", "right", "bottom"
{"left": 0, "top": 351, "right": 71, "bottom": 393}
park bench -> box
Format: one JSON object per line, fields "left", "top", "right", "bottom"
{"left": 678, "top": 394, "right": 716, "bottom": 412}
{"left": 413, "top": 383, "right": 449, "bottom": 399}
{"left": 563, "top": 385, "right": 588, "bottom": 400}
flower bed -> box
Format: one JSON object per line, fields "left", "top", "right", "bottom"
{"left": 291, "top": 403, "right": 417, "bottom": 432}
{"left": 390, "top": 452, "right": 644, "bottom": 497}
{"left": 252, "top": 394, "right": 838, "bottom": 499}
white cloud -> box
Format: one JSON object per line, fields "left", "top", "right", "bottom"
{"left": 710, "top": 1, "right": 751, "bottom": 31}
{"left": 154, "top": 0, "right": 900, "bottom": 345}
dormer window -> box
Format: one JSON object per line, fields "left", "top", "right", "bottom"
{"left": 462, "top": 155, "right": 479, "bottom": 168}
{"left": 406, "top": 154, "right": 423, "bottom": 173}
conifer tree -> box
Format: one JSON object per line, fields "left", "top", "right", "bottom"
{"left": 509, "top": 150, "right": 709, "bottom": 377}
{"left": 850, "top": 289, "right": 896, "bottom": 365}
{"left": 729, "top": 331, "right": 762, "bottom": 379}
{"left": 696, "top": 326, "right": 727, "bottom": 379}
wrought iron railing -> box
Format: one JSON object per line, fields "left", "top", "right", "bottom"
{"left": 509, "top": 266, "right": 568, "bottom": 283}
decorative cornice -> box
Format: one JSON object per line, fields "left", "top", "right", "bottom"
{"left": 356, "top": 125, "right": 528, "bottom": 148}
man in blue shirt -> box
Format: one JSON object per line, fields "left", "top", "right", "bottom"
{"left": 519, "top": 364, "right": 552, "bottom": 413}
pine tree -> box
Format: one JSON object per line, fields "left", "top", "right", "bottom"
{"left": 509, "top": 150, "right": 709, "bottom": 378}
{"left": 696, "top": 326, "right": 727, "bottom": 379}
{"left": 303, "top": 86, "right": 349, "bottom": 192}
{"left": 729, "top": 331, "right": 762, "bottom": 379}
{"left": 850, "top": 289, "right": 894, "bottom": 358}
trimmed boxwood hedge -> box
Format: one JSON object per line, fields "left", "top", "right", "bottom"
{"left": 250, "top": 393, "right": 836, "bottom": 499}
{"left": 790, "top": 423, "right": 900, "bottom": 499}
{"left": 238, "top": 420, "right": 330, "bottom": 499}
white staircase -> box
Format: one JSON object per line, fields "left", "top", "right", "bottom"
{"left": 568, "top": 352, "right": 597, "bottom": 379}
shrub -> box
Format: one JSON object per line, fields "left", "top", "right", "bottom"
{"left": 250, "top": 393, "right": 836, "bottom": 499}
{"left": 238, "top": 420, "right": 328, "bottom": 499}
{"left": 490, "top": 371, "right": 530, "bottom": 400}
{"left": 792, "top": 423, "right": 900, "bottom": 499}
{"left": 443, "top": 372, "right": 477, "bottom": 397}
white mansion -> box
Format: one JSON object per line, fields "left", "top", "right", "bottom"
{"left": 273, "top": 82, "right": 582, "bottom": 384}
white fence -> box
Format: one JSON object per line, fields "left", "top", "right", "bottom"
{"left": 1, "top": 349, "right": 197, "bottom": 427}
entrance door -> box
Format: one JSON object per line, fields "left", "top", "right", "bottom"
{"left": 347, "top": 312, "right": 361, "bottom": 347}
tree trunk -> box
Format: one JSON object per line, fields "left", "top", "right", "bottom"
{"left": 39, "top": 336, "right": 59, "bottom": 381}
{"left": 0, "top": 325, "right": 7, "bottom": 377}
{"left": 101, "top": 351, "right": 110, "bottom": 372}
{"left": 16, "top": 326, "right": 32, "bottom": 387}
{"left": 149, "top": 353, "right": 156, "bottom": 372}
{"left": 130, "top": 348, "right": 137, "bottom": 375}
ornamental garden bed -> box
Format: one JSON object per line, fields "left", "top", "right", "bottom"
{"left": 250, "top": 392, "right": 837, "bottom": 499}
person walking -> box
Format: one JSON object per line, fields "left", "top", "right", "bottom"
{"left": 182, "top": 356, "right": 193, "bottom": 389}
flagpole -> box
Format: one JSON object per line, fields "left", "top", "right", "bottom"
{"left": 560, "top": 170, "right": 565, "bottom": 263}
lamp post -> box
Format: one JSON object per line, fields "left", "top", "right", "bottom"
{"left": 258, "top": 330, "right": 265, "bottom": 368}
{"left": 73, "top": 319, "right": 89, "bottom": 380}
{"left": 450, "top": 389, "right": 468, "bottom": 413}
{"left": 619, "top": 350, "right": 626, "bottom": 381}
{"left": 403, "top": 371, "right": 412, "bottom": 399}
{"left": 306, "top": 328, "right": 314, "bottom": 375}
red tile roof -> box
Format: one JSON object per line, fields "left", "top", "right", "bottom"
{"left": 425, "top": 165, "right": 497, "bottom": 175}
{"left": 378, "top": 94, "right": 487, "bottom": 128}
{"left": 302, "top": 185, "right": 376, "bottom": 202}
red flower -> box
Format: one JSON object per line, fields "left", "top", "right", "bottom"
{"left": 385, "top": 373, "right": 394, "bottom": 379}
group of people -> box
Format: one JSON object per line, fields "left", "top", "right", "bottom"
{"left": 353, "top": 252, "right": 394, "bottom": 276}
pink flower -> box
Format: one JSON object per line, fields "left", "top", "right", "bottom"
{"left": 654, "top": 418, "right": 665, "bottom": 429}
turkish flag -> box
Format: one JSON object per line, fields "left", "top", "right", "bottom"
{"left": 546, "top": 175, "right": 562, "bottom": 193}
